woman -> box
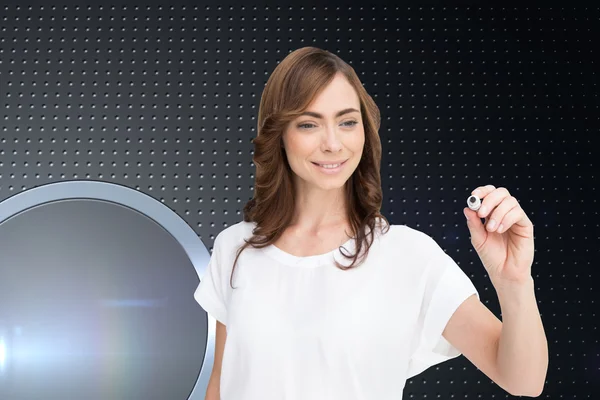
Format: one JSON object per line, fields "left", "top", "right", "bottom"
{"left": 195, "top": 46, "right": 548, "bottom": 399}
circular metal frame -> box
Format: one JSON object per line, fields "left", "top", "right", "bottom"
{"left": 0, "top": 180, "right": 213, "bottom": 399}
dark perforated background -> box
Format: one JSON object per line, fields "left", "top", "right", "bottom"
{"left": 1, "top": 3, "right": 598, "bottom": 399}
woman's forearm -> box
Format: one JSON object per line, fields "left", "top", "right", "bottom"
{"left": 205, "top": 373, "right": 221, "bottom": 400}
{"left": 495, "top": 277, "right": 548, "bottom": 397}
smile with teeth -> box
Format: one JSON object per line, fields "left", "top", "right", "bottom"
{"left": 318, "top": 163, "right": 341, "bottom": 169}
{"left": 312, "top": 160, "right": 347, "bottom": 169}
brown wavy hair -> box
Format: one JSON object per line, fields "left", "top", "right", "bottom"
{"left": 230, "top": 46, "right": 390, "bottom": 288}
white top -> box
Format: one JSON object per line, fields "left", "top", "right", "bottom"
{"left": 194, "top": 218, "right": 479, "bottom": 400}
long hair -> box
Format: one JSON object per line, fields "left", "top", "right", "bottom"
{"left": 230, "top": 46, "right": 390, "bottom": 288}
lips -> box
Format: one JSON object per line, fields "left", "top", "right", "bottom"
{"left": 311, "top": 160, "right": 348, "bottom": 166}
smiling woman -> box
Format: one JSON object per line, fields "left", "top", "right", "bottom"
{"left": 234, "top": 46, "right": 389, "bottom": 288}
{"left": 194, "top": 46, "right": 511, "bottom": 400}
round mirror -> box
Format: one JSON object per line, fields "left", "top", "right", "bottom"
{"left": 0, "top": 182, "right": 211, "bottom": 400}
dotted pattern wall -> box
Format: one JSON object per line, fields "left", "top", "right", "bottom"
{"left": 0, "top": 3, "right": 598, "bottom": 398}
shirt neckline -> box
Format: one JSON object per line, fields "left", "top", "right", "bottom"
{"left": 261, "top": 235, "right": 357, "bottom": 268}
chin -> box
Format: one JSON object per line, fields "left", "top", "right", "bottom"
{"left": 316, "top": 176, "right": 353, "bottom": 190}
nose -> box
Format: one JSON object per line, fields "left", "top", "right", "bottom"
{"left": 321, "top": 125, "right": 343, "bottom": 153}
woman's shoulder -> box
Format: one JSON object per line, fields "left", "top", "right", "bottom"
{"left": 379, "top": 222, "right": 442, "bottom": 254}
{"left": 214, "top": 219, "right": 257, "bottom": 246}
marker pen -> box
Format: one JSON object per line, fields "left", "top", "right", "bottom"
{"left": 467, "top": 195, "right": 481, "bottom": 212}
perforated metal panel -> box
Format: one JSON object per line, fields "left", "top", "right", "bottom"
{"left": 0, "top": 3, "right": 598, "bottom": 399}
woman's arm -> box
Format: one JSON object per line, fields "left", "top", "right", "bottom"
{"left": 205, "top": 321, "right": 227, "bottom": 400}
{"left": 495, "top": 277, "right": 548, "bottom": 397}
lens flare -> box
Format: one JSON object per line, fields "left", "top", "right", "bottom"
{"left": 0, "top": 336, "right": 6, "bottom": 369}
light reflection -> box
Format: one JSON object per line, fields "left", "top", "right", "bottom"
{"left": 0, "top": 335, "right": 6, "bottom": 370}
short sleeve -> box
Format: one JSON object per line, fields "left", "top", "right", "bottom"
{"left": 406, "top": 238, "right": 480, "bottom": 379}
{"left": 194, "top": 232, "right": 230, "bottom": 325}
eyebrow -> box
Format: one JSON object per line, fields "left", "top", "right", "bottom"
{"left": 299, "top": 107, "right": 360, "bottom": 119}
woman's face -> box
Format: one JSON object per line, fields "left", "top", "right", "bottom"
{"left": 282, "top": 73, "right": 366, "bottom": 192}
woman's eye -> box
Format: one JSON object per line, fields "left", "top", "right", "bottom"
{"left": 298, "top": 123, "right": 315, "bottom": 129}
{"left": 342, "top": 120, "right": 358, "bottom": 127}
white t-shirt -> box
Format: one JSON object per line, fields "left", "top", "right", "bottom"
{"left": 194, "top": 218, "right": 479, "bottom": 400}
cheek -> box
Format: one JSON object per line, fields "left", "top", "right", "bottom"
{"left": 351, "top": 129, "right": 366, "bottom": 152}
{"left": 287, "top": 135, "right": 318, "bottom": 158}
